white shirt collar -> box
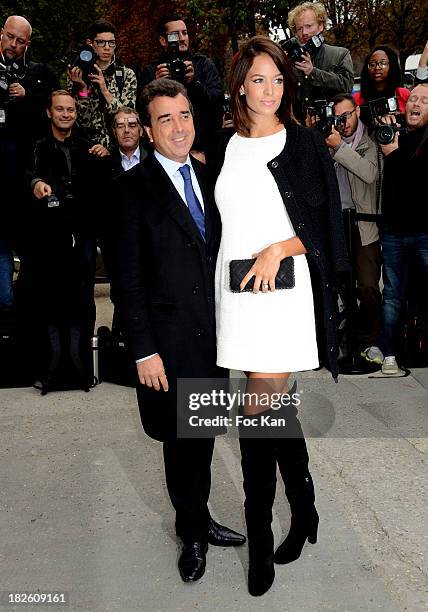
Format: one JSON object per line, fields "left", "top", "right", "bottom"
{"left": 120, "top": 146, "right": 140, "bottom": 162}
{"left": 154, "top": 150, "right": 193, "bottom": 179}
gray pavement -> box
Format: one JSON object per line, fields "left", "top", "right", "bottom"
{"left": 0, "top": 288, "right": 427, "bottom": 611}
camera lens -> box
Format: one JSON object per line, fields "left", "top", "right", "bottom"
{"left": 375, "top": 125, "right": 395, "bottom": 145}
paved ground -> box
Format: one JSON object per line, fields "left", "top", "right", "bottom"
{"left": 0, "top": 286, "right": 427, "bottom": 612}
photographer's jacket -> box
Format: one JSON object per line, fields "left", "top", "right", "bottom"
{"left": 138, "top": 53, "right": 224, "bottom": 152}
{"left": 69, "top": 63, "right": 137, "bottom": 149}
{"left": 24, "top": 131, "right": 109, "bottom": 319}
{"left": 382, "top": 127, "right": 428, "bottom": 235}
{"left": 294, "top": 43, "right": 354, "bottom": 122}
{"left": 0, "top": 56, "right": 59, "bottom": 238}
{"left": 331, "top": 125, "right": 379, "bottom": 245}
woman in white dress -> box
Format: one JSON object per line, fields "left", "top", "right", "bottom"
{"left": 213, "top": 37, "right": 347, "bottom": 597}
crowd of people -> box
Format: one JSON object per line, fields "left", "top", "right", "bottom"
{"left": 0, "top": 1, "right": 427, "bottom": 596}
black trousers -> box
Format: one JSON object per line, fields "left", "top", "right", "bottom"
{"left": 163, "top": 438, "right": 215, "bottom": 544}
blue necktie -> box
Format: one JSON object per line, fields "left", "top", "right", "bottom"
{"left": 179, "top": 164, "right": 206, "bottom": 240}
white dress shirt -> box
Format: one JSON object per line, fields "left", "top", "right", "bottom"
{"left": 120, "top": 146, "right": 141, "bottom": 172}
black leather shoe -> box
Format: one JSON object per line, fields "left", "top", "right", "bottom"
{"left": 178, "top": 541, "right": 208, "bottom": 582}
{"left": 207, "top": 518, "right": 246, "bottom": 547}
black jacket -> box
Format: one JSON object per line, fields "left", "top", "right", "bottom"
{"left": 208, "top": 124, "right": 349, "bottom": 380}
{"left": 0, "top": 58, "right": 59, "bottom": 143}
{"left": 381, "top": 127, "right": 428, "bottom": 235}
{"left": 138, "top": 53, "right": 224, "bottom": 152}
{"left": 112, "top": 152, "right": 225, "bottom": 440}
{"left": 22, "top": 131, "right": 109, "bottom": 322}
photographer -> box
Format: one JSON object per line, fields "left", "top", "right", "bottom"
{"left": 0, "top": 15, "right": 58, "bottom": 313}
{"left": 324, "top": 93, "right": 382, "bottom": 365}
{"left": 377, "top": 84, "right": 428, "bottom": 374}
{"left": 354, "top": 45, "right": 410, "bottom": 127}
{"left": 68, "top": 19, "right": 137, "bottom": 151}
{"left": 22, "top": 90, "right": 110, "bottom": 387}
{"left": 138, "top": 12, "right": 223, "bottom": 160}
{"left": 286, "top": 2, "right": 353, "bottom": 123}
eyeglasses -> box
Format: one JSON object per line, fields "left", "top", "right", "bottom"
{"left": 114, "top": 121, "right": 140, "bottom": 130}
{"left": 93, "top": 39, "right": 116, "bottom": 48}
{"left": 337, "top": 108, "right": 356, "bottom": 121}
{"left": 368, "top": 60, "right": 389, "bottom": 69}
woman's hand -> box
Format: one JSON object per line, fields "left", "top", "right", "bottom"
{"left": 240, "top": 242, "right": 285, "bottom": 293}
{"left": 240, "top": 237, "right": 307, "bottom": 293}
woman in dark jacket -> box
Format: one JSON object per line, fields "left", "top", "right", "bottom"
{"left": 209, "top": 36, "right": 348, "bottom": 597}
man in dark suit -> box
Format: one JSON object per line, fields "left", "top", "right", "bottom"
{"left": 112, "top": 78, "right": 245, "bottom": 583}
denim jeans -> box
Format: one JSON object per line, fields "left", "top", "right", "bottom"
{"left": 0, "top": 239, "right": 13, "bottom": 307}
{"left": 379, "top": 232, "right": 428, "bottom": 357}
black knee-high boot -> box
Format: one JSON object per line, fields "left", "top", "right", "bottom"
{"left": 239, "top": 435, "right": 277, "bottom": 596}
{"left": 274, "top": 434, "right": 319, "bottom": 564}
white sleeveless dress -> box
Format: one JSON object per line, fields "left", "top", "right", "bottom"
{"left": 214, "top": 129, "right": 319, "bottom": 373}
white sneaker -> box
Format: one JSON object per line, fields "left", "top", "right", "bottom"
{"left": 382, "top": 356, "right": 399, "bottom": 375}
{"left": 361, "top": 346, "right": 384, "bottom": 365}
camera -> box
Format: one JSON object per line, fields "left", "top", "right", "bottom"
{"left": 166, "top": 32, "right": 187, "bottom": 83}
{"left": 280, "top": 33, "right": 324, "bottom": 63}
{"left": 374, "top": 123, "right": 406, "bottom": 145}
{"left": 46, "top": 194, "right": 60, "bottom": 208}
{"left": 307, "top": 100, "right": 346, "bottom": 137}
{"left": 70, "top": 45, "right": 97, "bottom": 86}
{"left": 362, "top": 96, "right": 407, "bottom": 144}
{"left": 0, "top": 59, "right": 25, "bottom": 125}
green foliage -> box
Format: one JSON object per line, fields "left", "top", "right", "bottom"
{"left": 1, "top": 0, "right": 109, "bottom": 76}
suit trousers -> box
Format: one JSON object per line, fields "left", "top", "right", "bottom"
{"left": 163, "top": 438, "right": 215, "bottom": 544}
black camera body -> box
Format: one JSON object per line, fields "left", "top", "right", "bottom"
{"left": 166, "top": 32, "right": 187, "bottom": 83}
{"left": 362, "top": 96, "right": 407, "bottom": 144}
{"left": 0, "top": 60, "right": 25, "bottom": 125}
{"left": 71, "top": 45, "right": 97, "bottom": 86}
{"left": 281, "top": 33, "right": 324, "bottom": 63}
{"left": 307, "top": 100, "right": 346, "bottom": 137}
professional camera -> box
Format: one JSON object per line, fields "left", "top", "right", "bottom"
{"left": 70, "top": 45, "right": 97, "bottom": 86}
{"left": 307, "top": 100, "right": 346, "bottom": 137}
{"left": 280, "top": 33, "right": 324, "bottom": 63}
{"left": 362, "top": 96, "right": 407, "bottom": 144}
{"left": 166, "top": 32, "right": 187, "bottom": 83}
{"left": 0, "top": 59, "right": 26, "bottom": 126}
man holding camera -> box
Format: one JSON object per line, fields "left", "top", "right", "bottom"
{"left": 138, "top": 12, "right": 223, "bottom": 160}
{"left": 325, "top": 93, "right": 382, "bottom": 365}
{"left": 22, "top": 90, "right": 110, "bottom": 385}
{"left": 377, "top": 83, "right": 428, "bottom": 374}
{"left": 0, "top": 15, "right": 58, "bottom": 314}
{"left": 286, "top": 2, "right": 354, "bottom": 123}
{"left": 68, "top": 19, "right": 137, "bottom": 151}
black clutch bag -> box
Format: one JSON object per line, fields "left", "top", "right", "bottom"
{"left": 229, "top": 257, "right": 295, "bottom": 293}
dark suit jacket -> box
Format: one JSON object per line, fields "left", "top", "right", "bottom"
{"left": 112, "top": 152, "right": 226, "bottom": 440}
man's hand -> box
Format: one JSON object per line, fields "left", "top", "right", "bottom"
{"left": 155, "top": 63, "right": 171, "bottom": 79}
{"left": 89, "top": 65, "right": 112, "bottom": 102}
{"left": 419, "top": 40, "right": 428, "bottom": 68}
{"left": 89, "top": 144, "right": 110, "bottom": 157}
{"left": 294, "top": 52, "right": 314, "bottom": 76}
{"left": 67, "top": 66, "right": 87, "bottom": 92}
{"left": 325, "top": 126, "right": 342, "bottom": 149}
{"left": 380, "top": 131, "right": 399, "bottom": 156}
{"left": 137, "top": 354, "right": 169, "bottom": 392}
{"left": 184, "top": 60, "right": 195, "bottom": 84}
{"left": 33, "top": 181, "right": 52, "bottom": 199}
{"left": 8, "top": 82, "right": 25, "bottom": 98}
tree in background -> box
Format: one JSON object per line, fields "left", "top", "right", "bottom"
{"left": 1, "top": 0, "right": 109, "bottom": 77}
